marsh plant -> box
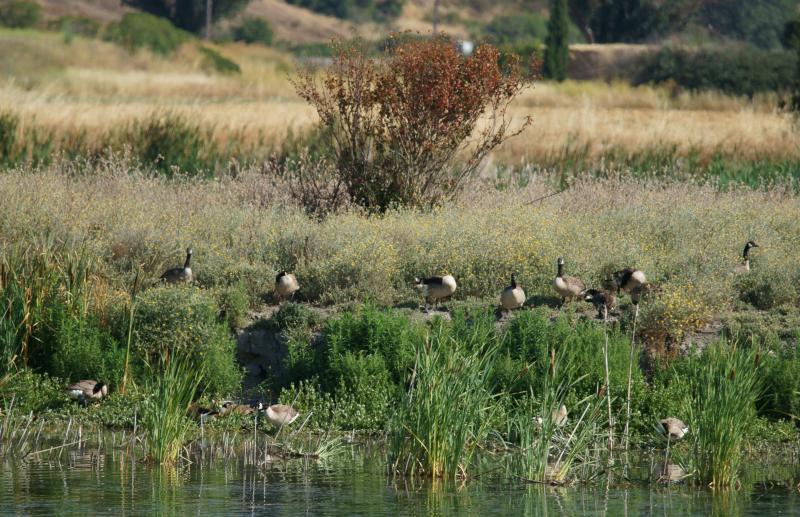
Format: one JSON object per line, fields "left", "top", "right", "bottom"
{"left": 142, "top": 351, "right": 203, "bottom": 464}
{"left": 389, "top": 326, "right": 499, "bottom": 479}
{"left": 509, "top": 347, "right": 604, "bottom": 483}
{"left": 679, "top": 343, "right": 761, "bottom": 486}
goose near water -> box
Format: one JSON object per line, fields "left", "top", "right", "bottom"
{"left": 161, "top": 247, "right": 193, "bottom": 284}
{"left": 67, "top": 380, "right": 108, "bottom": 406}
{"left": 265, "top": 404, "right": 300, "bottom": 428}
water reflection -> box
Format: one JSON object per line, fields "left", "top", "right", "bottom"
{"left": 1, "top": 444, "right": 799, "bottom": 516}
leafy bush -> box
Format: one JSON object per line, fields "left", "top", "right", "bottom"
{"left": 0, "top": 370, "right": 66, "bottom": 414}
{"left": 286, "top": 0, "right": 403, "bottom": 21}
{"left": 125, "top": 112, "right": 212, "bottom": 176}
{"left": 758, "top": 343, "right": 800, "bottom": 421}
{"left": 637, "top": 45, "right": 796, "bottom": 97}
{"left": 48, "top": 15, "right": 101, "bottom": 38}
{"left": 133, "top": 286, "right": 241, "bottom": 396}
{"left": 123, "top": 0, "right": 249, "bottom": 33}
{"left": 199, "top": 46, "right": 241, "bottom": 75}
{"left": 735, "top": 268, "right": 798, "bottom": 310}
{"left": 215, "top": 282, "right": 249, "bottom": 329}
{"left": 0, "top": 0, "right": 42, "bottom": 28}
{"left": 293, "top": 37, "right": 530, "bottom": 211}
{"left": 231, "top": 17, "right": 273, "bottom": 45}
{"left": 104, "top": 12, "right": 190, "bottom": 55}
{"left": 42, "top": 310, "right": 125, "bottom": 386}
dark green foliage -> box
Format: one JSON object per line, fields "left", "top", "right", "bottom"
{"left": 48, "top": 15, "right": 101, "bottom": 38}
{"left": 41, "top": 311, "right": 125, "bottom": 387}
{"left": 544, "top": 0, "right": 570, "bottom": 81}
{"left": 784, "top": 18, "right": 800, "bottom": 50}
{"left": 485, "top": 13, "right": 548, "bottom": 47}
{"left": 104, "top": 12, "right": 190, "bottom": 55}
{"left": 270, "top": 302, "right": 321, "bottom": 332}
{"left": 123, "top": 0, "right": 250, "bottom": 33}
{"left": 133, "top": 286, "right": 242, "bottom": 396}
{"left": 0, "top": 370, "right": 66, "bottom": 414}
{"left": 638, "top": 46, "right": 797, "bottom": 97}
{"left": 794, "top": 23, "right": 800, "bottom": 115}
{"left": 735, "top": 268, "right": 798, "bottom": 310}
{"left": 286, "top": 0, "right": 403, "bottom": 21}
{"left": 758, "top": 342, "right": 800, "bottom": 421}
{"left": 216, "top": 282, "right": 249, "bottom": 329}
{"left": 0, "top": 0, "right": 42, "bottom": 28}
{"left": 588, "top": 0, "right": 672, "bottom": 43}
{"left": 199, "top": 45, "right": 241, "bottom": 74}
{"left": 231, "top": 16, "right": 273, "bottom": 45}
{"left": 698, "top": 0, "right": 797, "bottom": 50}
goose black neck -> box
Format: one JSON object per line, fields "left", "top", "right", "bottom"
{"left": 511, "top": 274, "right": 517, "bottom": 288}
{"left": 557, "top": 262, "right": 564, "bottom": 278}
{"left": 742, "top": 244, "right": 751, "bottom": 259}
{"left": 184, "top": 252, "right": 192, "bottom": 268}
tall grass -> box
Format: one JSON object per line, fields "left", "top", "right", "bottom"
{"left": 142, "top": 350, "right": 203, "bottom": 464}
{"left": 388, "top": 326, "right": 498, "bottom": 479}
{"left": 509, "top": 346, "right": 603, "bottom": 483}
{"left": 681, "top": 343, "right": 761, "bottom": 486}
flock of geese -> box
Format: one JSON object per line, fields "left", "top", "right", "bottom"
{"left": 66, "top": 241, "right": 758, "bottom": 442}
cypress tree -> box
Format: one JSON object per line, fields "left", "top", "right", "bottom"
{"left": 544, "top": 0, "right": 570, "bottom": 81}
{"left": 793, "top": 19, "right": 800, "bottom": 116}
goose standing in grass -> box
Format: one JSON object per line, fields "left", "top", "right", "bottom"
{"left": 534, "top": 404, "right": 568, "bottom": 428}
{"left": 658, "top": 417, "right": 688, "bottom": 473}
{"left": 553, "top": 258, "right": 585, "bottom": 307}
{"left": 413, "top": 275, "right": 457, "bottom": 312}
{"left": 275, "top": 271, "right": 300, "bottom": 303}
{"left": 583, "top": 288, "right": 617, "bottom": 320}
{"left": 613, "top": 267, "right": 646, "bottom": 295}
{"left": 67, "top": 380, "right": 108, "bottom": 406}
{"left": 160, "top": 247, "right": 193, "bottom": 284}
{"left": 733, "top": 240, "right": 759, "bottom": 274}
{"left": 500, "top": 273, "right": 526, "bottom": 311}
{"left": 265, "top": 404, "right": 300, "bottom": 428}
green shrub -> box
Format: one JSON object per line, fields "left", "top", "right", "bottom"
{"left": 104, "top": 12, "right": 190, "bottom": 55}
{"left": 638, "top": 45, "right": 796, "bottom": 97}
{"left": 133, "top": 286, "right": 241, "bottom": 396}
{"left": 48, "top": 15, "right": 101, "bottom": 38}
{"left": 758, "top": 343, "right": 800, "bottom": 421}
{"left": 199, "top": 46, "right": 241, "bottom": 75}
{"left": 330, "top": 352, "right": 395, "bottom": 429}
{"left": 215, "top": 282, "right": 249, "bottom": 329}
{"left": 735, "top": 268, "right": 798, "bottom": 310}
{"left": 125, "top": 112, "right": 212, "bottom": 176}
{"left": 0, "top": 0, "right": 42, "bottom": 28}
{"left": 231, "top": 17, "right": 273, "bottom": 45}
{"left": 42, "top": 310, "right": 125, "bottom": 386}
{"left": 0, "top": 370, "right": 66, "bottom": 414}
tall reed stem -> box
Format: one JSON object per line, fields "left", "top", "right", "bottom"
{"left": 602, "top": 308, "right": 614, "bottom": 464}
{"left": 121, "top": 267, "right": 141, "bottom": 395}
{"left": 623, "top": 303, "right": 639, "bottom": 451}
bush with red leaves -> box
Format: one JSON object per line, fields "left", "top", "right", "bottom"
{"left": 292, "top": 36, "right": 532, "bottom": 212}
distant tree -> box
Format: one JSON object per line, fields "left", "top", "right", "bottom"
{"left": 231, "top": 16, "right": 273, "bottom": 45}
{"left": 123, "top": 0, "right": 250, "bottom": 33}
{"left": 699, "top": 0, "right": 797, "bottom": 49}
{"left": 794, "top": 18, "right": 800, "bottom": 116}
{"left": 0, "top": 0, "right": 42, "bottom": 28}
{"left": 567, "top": 0, "right": 702, "bottom": 43}
{"left": 782, "top": 18, "right": 800, "bottom": 50}
{"left": 544, "top": 0, "right": 569, "bottom": 81}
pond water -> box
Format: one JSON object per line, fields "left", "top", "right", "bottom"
{"left": 2, "top": 443, "right": 799, "bottom": 516}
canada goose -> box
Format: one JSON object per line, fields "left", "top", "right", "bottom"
{"left": 219, "top": 401, "right": 259, "bottom": 416}
{"left": 265, "top": 404, "right": 300, "bottom": 428}
{"left": 658, "top": 417, "right": 688, "bottom": 440}
{"left": 500, "top": 273, "right": 526, "bottom": 311}
{"left": 658, "top": 417, "right": 688, "bottom": 473}
{"left": 630, "top": 282, "right": 660, "bottom": 305}
{"left": 275, "top": 271, "right": 300, "bottom": 303}
{"left": 67, "top": 380, "right": 108, "bottom": 406}
{"left": 583, "top": 288, "right": 617, "bottom": 319}
{"left": 733, "top": 240, "right": 759, "bottom": 274}
{"left": 413, "top": 275, "right": 457, "bottom": 312}
{"left": 189, "top": 403, "right": 219, "bottom": 423}
{"left": 534, "top": 404, "right": 568, "bottom": 428}
{"left": 161, "top": 247, "right": 193, "bottom": 284}
{"left": 553, "top": 258, "right": 585, "bottom": 306}
{"left": 613, "top": 267, "right": 646, "bottom": 294}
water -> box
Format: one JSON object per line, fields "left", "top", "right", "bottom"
{"left": 2, "top": 445, "right": 800, "bottom": 516}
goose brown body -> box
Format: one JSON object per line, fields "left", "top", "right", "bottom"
{"left": 583, "top": 288, "right": 617, "bottom": 319}
{"left": 613, "top": 268, "right": 646, "bottom": 294}
{"left": 265, "top": 404, "right": 300, "bottom": 427}
{"left": 414, "top": 275, "right": 457, "bottom": 311}
{"left": 275, "top": 272, "right": 300, "bottom": 302}
{"left": 553, "top": 258, "right": 584, "bottom": 304}
{"left": 67, "top": 380, "right": 108, "bottom": 404}
{"left": 659, "top": 417, "right": 688, "bottom": 440}
{"left": 161, "top": 248, "right": 193, "bottom": 284}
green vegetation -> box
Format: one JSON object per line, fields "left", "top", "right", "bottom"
{"left": 122, "top": 0, "right": 250, "bottom": 34}
{"left": 142, "top": 351, "right": 204, "bottom": 464}
{"left": 198, "top": 45, "right": 241, "bottom": 74}
{"left": 104, "top": 12, "right": 190, "bottom": 55}
{"left": 286, "top": 0, "right": 403, "bottom": 21}
{"left": 231, "top": 17, "right": 273, "bottom": 46}
{"left": 0, "top": 0, "right": 41, "bottom": 29}
{"left": 544, "top": 0, "right": 569, "bottom": 82}
{"left": 639, "top": 45, "right": 797, "bottom": 98}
